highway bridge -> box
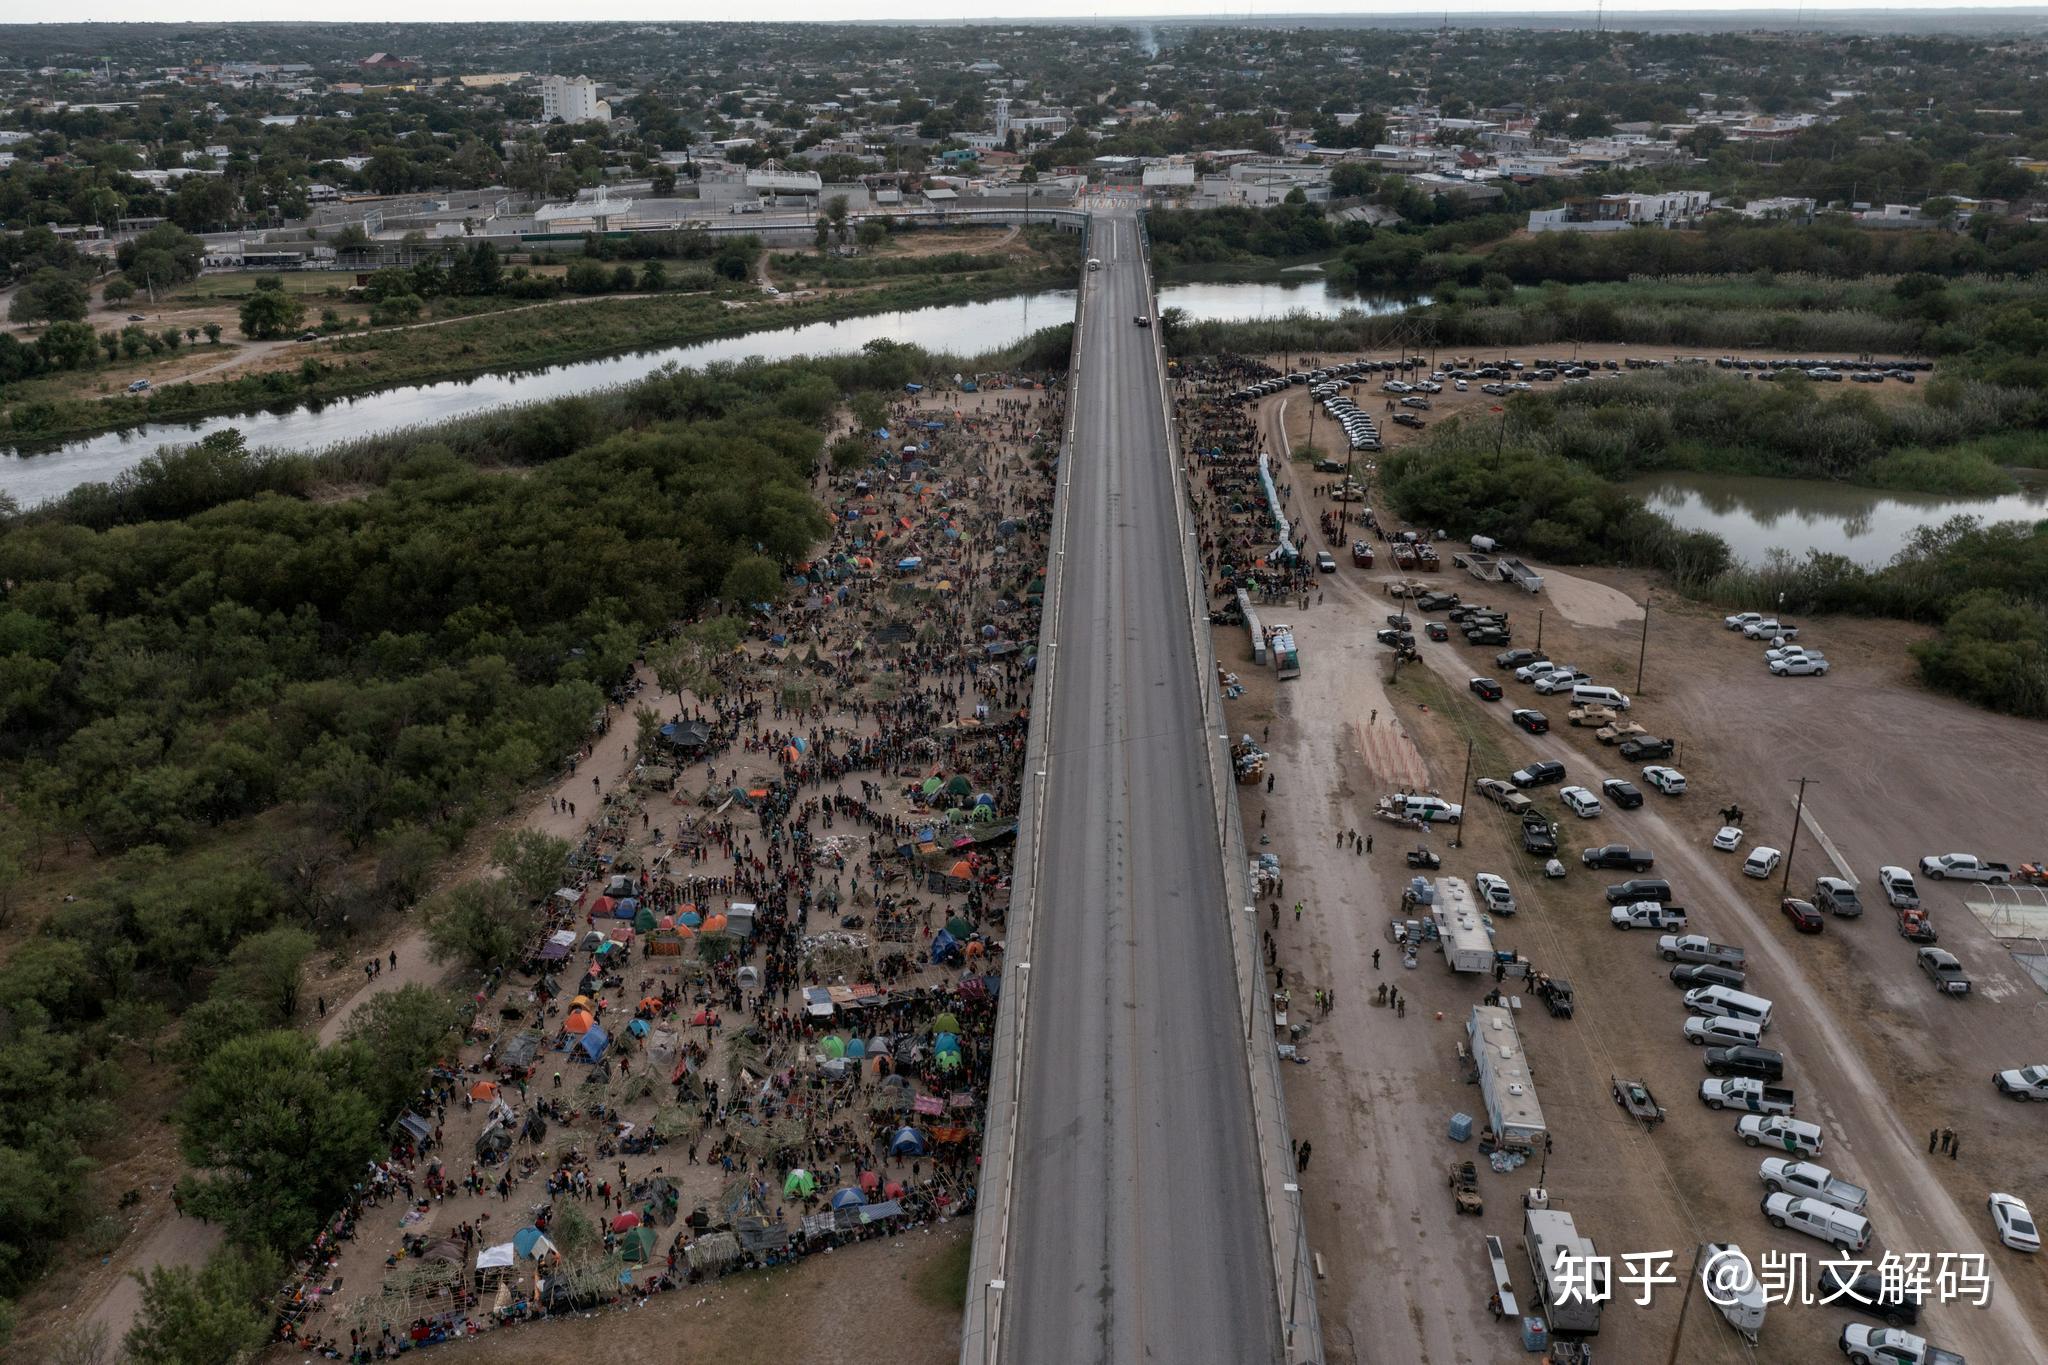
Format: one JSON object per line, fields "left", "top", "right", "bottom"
{"left": 961, "top": 206, "right": 1319, "bottom": 1365}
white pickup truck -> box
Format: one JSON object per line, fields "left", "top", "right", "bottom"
{"left": 1839, "top": 1326, "right": 1966, "bottom": 1365}
{"left": 1760, "top": 1158, "right": 1868, "bottom": 1214}
{"left": 1658, "top": 934, "right": 1745, "bottom": 967}
{"left": 1737, "top": 1114, "right": 1824, "bottom": 1155}
{"left": 1918, "top": 852, "right": 2012, "bottom": 884}
{"left": 1700, "top": 1078, "right": 1795, "bottom": 1114}
{"left": 1994, "top": 1064, "right": 2048, "bottom": 1101}
{"left": 1613, "top": 902, "right": 1687, "bottom": 930}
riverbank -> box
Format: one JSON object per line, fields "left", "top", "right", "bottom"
{"left": 1, "top": 237, "right": 1078, "bottom": 450}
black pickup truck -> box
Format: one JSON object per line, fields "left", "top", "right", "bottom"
{"left": 1521, "top": 814, "right": 1558, "bottom": 856}
{"left": 1581, "top": 844, "right": 1655, "bottom": 872}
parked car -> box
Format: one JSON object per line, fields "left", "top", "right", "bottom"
{"left": 1772, "top": 656, "right": 1831, "bottom": 677}
{"left": 1993, "top": 1064, "right": 2048, "bottom": 1101}
{"left": 1521, "top": 814, "right": 1558, "bottom": 856}
{"left": 1417, "top": 591, "right": 1461, "bottom": 611}
{"left": 1643, "top": 765, "right": 1688, "bottom": 796}
{"left": 1619, "top": 737, "right": 1676, "bottom": 762}
{"left": 1469, "top": 677, "right": 1503, "bottom": 701}
{"left": 1781, "top": 897, "right": 1825, "bottom": 933}
{"left": 1738, "top": 1115, "right": 1823, "bottom": 1156}
{"left": 1815, "top": 877, "right": 1863, "bottom": 917}
{"left": 1511, "top": 708, "right": 1548, "bottom": 734}
{"left": 1917, "top": 946, "right": 1972, "bottom": 994}
{"left": 1743, "top": 619, "right": 1797, "bottom": 640}
{"left": 1476, "top": 777, "right": 1533, "bottom": 814}
{"left": 1605, "top": 878, "right": 1673, "bottom": 904}
{"left": 1474, "top": 872, "right": 1517, "bottom": 916}
{"left": 1762, "top": 1193, "right": 1870, "bottom": 1253}
{"left": 1989, "top": 1192, "right": 2040, "bottom": 1252}
{"left": 1919, "top": 852, "right": 2012, "bottom": 883}
{"left": 1743, "top": 846, "right": 1783, "bottom": 878}
{"left": 1533, "top": 669, "right": 1590, "bottom": 695}
{"left": 1582, "top": 844, "right": 1654, "bottom": 871}
{"left": 1560, "top": 786, "right": 1602, "bottom": 818}
{"left": 1724, "top": 612, "right": 1765, "bottom": 631}
{"left": 1713, "top": 826, "right": 1743, "bottom": 852}
{"left": 1817, "top": 1267, "right": 1921, "bottom": 1328}
{"left": 125, "top": 378, "right": 151, "bottom": 393}
{"left": 1613, "top": 901, "right": 1687, "bottom": 930}
{"left": 1838, "top": 1326, "right": 1962, "bottom": 1365}
{"left": 1515, "top": 659, "right": 1569, "bottom": 683}
{"left": 1601, "top": 779, "right": 1644, "bottom": 810}
{"left": 1671, "top": 962, "right": 1748, "bottom": 990}
{"left": 1496, "top": 649, "right": 1548, "bottom": 670}
{"left": 1878, "top": 865, "right": 1920, "bottom": 908}
{"left": 1511, "top": 760, "right": 1567, "bottom": 789}
{"left": 1707, "top": 1046, "right": 1785, "bottom": 1081}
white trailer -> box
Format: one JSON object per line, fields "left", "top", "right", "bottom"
{"left": 1432, "top": 877, "right": 1493, "bottom": 973}
{"left": 1469, "top": 1005, "right": 1546, "bottom": 1147}
{"left": 1525, "top": 1206, "right": 1603, "bottom": 1335}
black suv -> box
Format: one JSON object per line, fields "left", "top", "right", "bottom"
{"left": 1618, "top": 736, "right": 1676, "bottom": 762}
{"left": 1581, "top": 844, "right": 1654, "bottom": 872}
{"left": 1818, "top": 1268, "right": 1922, "bottom": 1328}
{"left": 1603, "top": 878, "right": 1673, "bottom": 904}
{"left": 1704, "top": 1045, "right": 1785, "bottom": 1081}
{"left": 1417, "top": 591, "right": 1461, "bottom": 611}
{"left": 1511, "top": 760, "right": 1567, "bottom": 789}
{"left": 1601, "top": 778, "right": 1644, "bottom": 810}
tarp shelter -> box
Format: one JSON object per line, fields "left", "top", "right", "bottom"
{"left": 575, "top": 1026, "right": 610, "bottom": 1062}
{"left": 890, "top": 1126, "right": 928, "bottom": 1156}
{"left": 859, "top": 1199, "right": 906, "bottom": 1223}
{"left": 539, "top": 930, "right": 574, "bottom": 961}
{"left": 500, "top": 1032, "right": 543, "bottom": 1073}
{"left": 725, "top": 905, "right": 756, "bottom": 938}
{"left": 659, "top": 720, "right": 713, "bottom": 751}
{"left": 476, "top": 1243, "right": 517, "bottom": 1271}
{"left": 553, "top": 888, "right": 580, "bottom": 905}
{"left": 394, "top": 1112, "right": 432, "bottom": 1145}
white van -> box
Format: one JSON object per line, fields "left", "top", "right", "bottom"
{"left": 1761, "top": 1193, "right": 1872, "bottom": 1253}
{"left": 1684, "top": 1015, "right": 1764, "bottom": 1048}
{"left": 1684, "top": 986, "right": 1773, "bottom": 1031}
{"left": 1570, "top": 684, "right": 1631, "bottom": 711}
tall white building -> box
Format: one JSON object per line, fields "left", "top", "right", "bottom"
{"left": 542, "top": 75, "right": 611, "bottom": 125}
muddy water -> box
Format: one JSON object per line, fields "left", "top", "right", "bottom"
{"left": 1624, "top": 469, "right": 2048, "bottom": 569}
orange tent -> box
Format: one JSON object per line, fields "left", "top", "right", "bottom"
{"left": 703, "top": 913, "right": 729, "bottom": 934}
{"left": 564, "top": 1009, "right": 595, "bottom": 1035}
{"left": 949, "top": 860, "right": 974, "bottom": 879}
{"left": 469, "top": 1080, "right": 500, "bottom": 1101}
{"left": 638, "top": 996, "right": 665, "bottom": 1013}
{"left": 570, "top": 995, "right": 593, "bottom": 1012}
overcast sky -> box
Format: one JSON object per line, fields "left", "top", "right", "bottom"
{"left": 40, "top": 1, "right": 2048, "bottom": 21}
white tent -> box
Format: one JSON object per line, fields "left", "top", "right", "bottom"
{"left": 476, "top": 1242, "right": 517, "bottom": 1271}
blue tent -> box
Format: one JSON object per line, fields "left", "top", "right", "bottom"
{"left": 576, "top": 1026, "right": 610, "bottom": 1062}
{"left": 513, "top": 1226, "right": 548, "bottom": 1257}
{"left": 614, "top": 897, "right": 639, "bottom": 920}
{"left": 934, "top": 1031, "right": 961, "bottom": 1055}
{"left": 889, "top": 1126, "right": 928, "bottom": 1157}
{"left": 829, "top": 1187, "right": 865, "bottom": 1211}
{"left": 929, "top": 929, "right": 958, "bottom": 964}
{"left": 627, "top": 1018, "right": 650, "bottom": 1038}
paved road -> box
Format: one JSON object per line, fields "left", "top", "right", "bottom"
{"left": 1003, "top": 211, "right": 1282, "bottom": 1364}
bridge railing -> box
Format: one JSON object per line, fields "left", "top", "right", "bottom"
{"left": 957, "top": 210, "right": 1090, "bottom": 1365}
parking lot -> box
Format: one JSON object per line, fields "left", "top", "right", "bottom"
{"left": 1201, "top": 360, "right": 2047, "bottom": 1365}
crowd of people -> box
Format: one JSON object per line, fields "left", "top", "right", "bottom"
{"left": 272, "top": 375, "right": 1065, "bottom": 1359}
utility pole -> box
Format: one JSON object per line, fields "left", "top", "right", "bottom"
{"left": 1661, "top": 1243, "right": 1705, "bottom": 1365}
{"left": 1453, "top": 740, "right": 1473, "bottom": 848}
{"left": 1782, "top": 777, "right": 1816, "bottom": 897}
{"left": 1635, "top": 597, "right": 1651, "bottom": 696}
{"left": 1535, "top": 609, "right": 1544, "bottom": 652}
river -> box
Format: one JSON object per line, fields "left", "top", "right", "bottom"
{"left": 2, "top": 276, "right": 1411, "bottom": 506}
{"left": 1624, "top": 470, "right": 2048, "bottom": 570}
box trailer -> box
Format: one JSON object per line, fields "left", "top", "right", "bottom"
{"left": 1432, "top": 877, "right": 1493, "bottom": 973}
{"left": 1526, "top": 1207, "right": 1604, "bottom": 1336}
{"left": 1500, "top": 556, "right": 1545, "bottom": 594}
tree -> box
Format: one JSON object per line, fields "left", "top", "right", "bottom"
{"left": 422, "top": 878, "right": 528, "bottom": 971}
{"left": 373, "top": 823, "right": 442, "bottom": 912}
{"left": 720, "top": 553, "right": 783, "bottom": 606}
{"left": 237, "top": 289, "right": 303, "bottom": 340}
{"left": 117, "top": 223, "right": 205, "bottom": 287}
{"left": 124, "top": 1247, "right": 278, "bottom": 1365}
{"left": 219, "top": 925, "right": 315, "bottom": 1025}
{"left": 8, "top": 269, "right": 89, "bottom": 325}
{"left": 340, "top": 985, "right": 463, "bottom": 1119}
{"left": 175, "top": 1031, "right": 378, "bottom": 1250}
{"left": 37, "top": 321, "right": 99, "bottom": 370}
{"left": 102, "top": 278, "right": 135, "bottom": 305}
{"left": 491, "top": 829, "right": 572, "bottom": 905}
{"left": 639, "top": 258, "right": 667, "bottom": 291}
{"left": 203, "top": 321, "right": 222, "bottom": 344}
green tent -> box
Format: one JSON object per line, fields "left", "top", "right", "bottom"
{"left": 820, "top": 1034, "right": 846, "bottom": 1059}
{"left": 934, "top": 1048, "right": 961, "bottom": 1073}
{"left": 943, "top": 774, "right": 973, "bottom": 796}
{"left": 634, "top": 907, "right": 657, "bottom": 933}
{"left": 931, "top": 1011, "right": 962, "bottom": 1035}
{"left": 944, "top": 918, "right": 974, "bottom": 941}
{"left": 921, "top": 777, "right": 944, "bottom": 795}
{"left": 784, "top": 1169, "right": 816, "bottom": 1198}
{"left": 620, "top": 1225, "right": 658, "bottom": 1264}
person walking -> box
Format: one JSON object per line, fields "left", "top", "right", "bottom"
{"left": 1294, "top": 901, "right": 1303, "bottom": 923}
{"left": 1396, "top": 995, "right": 1406, "bottom": 1018}
{"left": 1950, "top": 1133, "right": 1960, "bottom": 1160}
{"left": 1296, "top": 1140, "right": 1312, "bottom": 1172}
{"left": 1930, "top": 1129, "right": 1939, "bottom": 1154}
{"left": 1372, "top": 949, "right": 1381, "bottom": 971}
{"left": 1366, "top": 834, "right": 1373, "bottom": 853}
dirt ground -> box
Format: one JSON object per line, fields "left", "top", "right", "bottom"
{"left": 1190, "top": 358, "right": 2048, "bottom": 1365}
{"left": 293, "top": 1223, "right": 966, "bottom": 1365}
